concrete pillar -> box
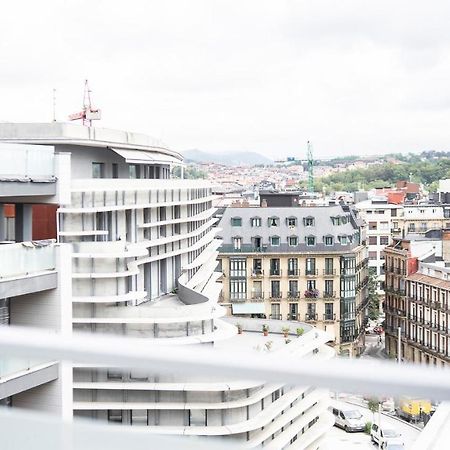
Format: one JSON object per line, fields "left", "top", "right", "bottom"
{"left": 0, "top": 204, "right": 5, "bottom": 241}
{"left": 15, "top": 204, "right": 33, "bottom": 242}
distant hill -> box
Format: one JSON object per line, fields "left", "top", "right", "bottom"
{"left": 182, "top": 149, "right": 273, "bottom": 166}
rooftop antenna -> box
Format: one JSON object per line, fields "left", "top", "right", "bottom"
{"left": 68, "top": 79, "right": 101, "bottom": 127}
{"left": 307, "top": 140, "right": 314, "bottom": 193}
{"left": 52, "top": 88, "right": 57, "bottom": 122}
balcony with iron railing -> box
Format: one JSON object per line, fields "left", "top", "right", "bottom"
{"left": 269, "top": 292, "right": 283, "bottom": 301}
{"left": 287, "top": 291, "right": 300, "bottom": 299}
{"left": 323, "top": 291, "right": 336, "bottom": 299}
{"left": 287, "top": 269, "right": 299, "bottom": 277}
{"left": 323, "top": 313, "right": 336, "bottom": 322}
{"left": 305, "top": 313, "right": 318, "bottom": 322}
{"left": 305, "top": 269, "right": 318, "bottom": 277}
{"left": 269, "top": 269, "right": 282, "bottom": 277}
{"left": 269, "top": 314, "right": 282, "bottom": 320}
{"left": 250, "top": 269, "right": 264, "bottom": 278}
{"left": 286, "top": 313, "right": 301, "bottom": 321}
{"left": 250, "top": 293, "right": 264, "bottom": 302}
{"left": 230, "top": 294, "right": 247, "bottom": 303}
{"left": 323, "top": 268, "right": 337, "bottom": 276}
{"left": 304, "top": 289, "right": 320, "bottom": 299}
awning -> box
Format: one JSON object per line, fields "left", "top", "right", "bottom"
{"left": 232, "top": 303, "right": 265, "bottom": 314}
{"left": 110, "top": 147, "right": 183, "bottom": 165}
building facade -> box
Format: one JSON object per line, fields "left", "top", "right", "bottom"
{"left": 217, "top": 204, "right": 369, "bottom": 356}
{"left": 0, "top": 123, "right": 333, "bottom": 448}
{"left": 355, "top": 197, "right": 402, "bottom": 296}
{"left": 383, "top": 230, "right": 446, "bottom": 365}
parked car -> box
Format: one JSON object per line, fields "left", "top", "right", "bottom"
{"left": 329, "top": 405, "right": 365, "bottom": 432}
{"left": 384, "top": 443, "right": 405, "bottom": 450}
{"left": 370, "top": 423, "right": 402, "bottom": 448}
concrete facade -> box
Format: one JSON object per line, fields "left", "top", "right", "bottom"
{"left": 0, "top": 123, "right": 333, "bottom": 448}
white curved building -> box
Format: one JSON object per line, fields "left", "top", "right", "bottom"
{"left": 0, "top": 123, "right": 333, "bottom": 448}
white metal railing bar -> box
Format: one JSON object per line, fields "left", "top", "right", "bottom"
{"left": 0, "top": 326, "right": 449, "bottom": 401}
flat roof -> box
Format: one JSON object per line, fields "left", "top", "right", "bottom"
{"left": 0, "top": 122, "right": 183, "bottom": 162}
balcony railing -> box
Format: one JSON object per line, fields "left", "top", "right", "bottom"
{"left": 287, "top": 291, "right": 300, "bottom": 299}
{"left": 286, "top": 313, "right": 300, "bottom": 321}
{"left": 0, "top": 144, "right": 56, "bottom": 181}
{"left": 270, "top": 292, "right": 282, "bottom": 300}
{"left": 323, "top": 291, "right": 336, "bottom": 299}
{"left": 305, "top": 269, "right": 318, "bottom": 276}
{"left": 323, "top": 268, "right": 336, "bottom": 276}
{"left": 269, "top": 314, "right": 282, "bottom": 320}
{"left": 323, "top": 313, "right": 336, "bottom": 322}
{"left": 287, "top": 269, "right": 299, "bottom": 277}
{"left": 269, "top": 269, "right": 282, "bottom": 277}
{"left": 250, "top": 270, "right": 264, "bottom": 278}
{"left": 0, "top": 241, "right": 56, "bottom": 280}
{"left": 230, "top": 296, "right": 247, "bottom": 303}
{"left": 304, "top": 289, "right": 319, "bottom": 299}
{"left": 305, "top": 313, "right": 318, "bottom": 322}
{"left": 250, "top": 293, "right": 264, "bottom": 301}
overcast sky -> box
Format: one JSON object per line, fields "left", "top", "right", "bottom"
{"left": 1, "top": 0, "right": 450, "bottom": 159}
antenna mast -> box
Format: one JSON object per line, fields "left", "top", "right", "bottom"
{"left": 68, "top": 80, "right": 101, "bottom": 127}
{"left": 307, "top": 140, "right": 314, "bottom": 193}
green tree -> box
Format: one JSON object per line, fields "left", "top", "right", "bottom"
{"left": 367, "top": 272, "right": 380, "bottom": 320}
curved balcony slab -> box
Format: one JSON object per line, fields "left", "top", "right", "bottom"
{"left": 72, "top": 291, "right": 147, "bottom": 303}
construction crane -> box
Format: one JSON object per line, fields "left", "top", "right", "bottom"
{"left": 68, "top": 80, "right": 101, "bottom": 126}
{"left": 307, "top": 140, "right": 314, "bottom": 193}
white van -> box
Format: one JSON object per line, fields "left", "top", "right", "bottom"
{"left": 370, "top": 423, "right": 403, "bottom": 448}
{"left": 329, "top": 404, "right": 365, "bottom": 432}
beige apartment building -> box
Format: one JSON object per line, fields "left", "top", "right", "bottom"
{"left": 218, "top": 204, "right": 369, "bottom": 356}
{"left": 384, "top": 229, "right": 450, "bottom": 366}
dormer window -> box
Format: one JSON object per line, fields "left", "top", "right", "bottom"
{"left": 269, "top": 217, "right": 280, "bottom": 227}
{"left": 339, "top": 235, "right": 348, "bottom": 245}
{"left": 288, "top": 236, "right": 298, "bottom": 246}
{"left": 231, "top": 217, "right": 242, "bottom": 227}
{"left": 270, "top": 236, "right": 281, "bottom": 246}
{"left": 251, "top": 217, "right": 262, "bottom": 227}
{"left": 233, "top": 236, "right": 242, "bottom": 250}
{"left": 324, "top": 235, "right": 334, "bottom": 246}
{"left": 331, "top": 216, "right": 341, "bottom": 226}
{"left": 304, "top": 216, "right": 315, "bottom": 227}
{"left": 287, "top": 217, "right": 297, "bottom": 227}
{"left": 306, "top": 235, "right": 316, "bottom": 246}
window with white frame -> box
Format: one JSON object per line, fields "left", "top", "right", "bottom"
{"left": 324, "top": 235, "right": 333, "bottom": 246}
{"left": 268, "top": 217, "right": 280, "bottom": 227}
{"left": 270, "top": 236, "right": 281, "bottom": 246}
{"left": 288, "top": 236, "right": 298, "bottom": 246}
{"left": 230, "top": 279, "right": 247, "bottom": 300}
{"left": 306, "top": 235, "right": 316, "bottom": 246}
{"left": 287, "top": 217, "right": 297, "bottom": 227}
{"left": 251, "top": 217, "right": 261, "bottom": 227}
{"left": 304, "top": 216, "right": 315, "bottom": 227}
{"left": 233, "top": 236, "right": 242, "bottom": 250}
{"left": 231, "top": 217, "right": 242, "bottom": 226}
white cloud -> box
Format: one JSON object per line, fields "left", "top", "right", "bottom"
{"left": 0, "top": 0, "right": 450, "bottom": 159}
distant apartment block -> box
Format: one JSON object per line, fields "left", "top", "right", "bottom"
{"left": 217, "top": 204, "right": 369, "bottom": 356}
